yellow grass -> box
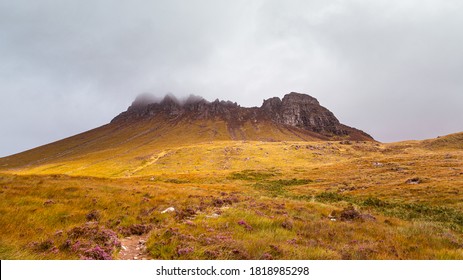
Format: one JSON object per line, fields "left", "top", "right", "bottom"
{"left": 0, "top": 131, "right": 462, "bottom": 259}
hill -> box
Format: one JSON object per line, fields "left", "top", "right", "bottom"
{"left": 421, "top": 132, "right": 463, "bottom": 150}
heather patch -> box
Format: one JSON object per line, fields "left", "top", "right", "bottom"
{"left": 65, "top": 224, "right": 120, "bottom": 260}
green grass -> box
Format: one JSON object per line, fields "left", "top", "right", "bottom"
{"left": 313, "top": 192, "right": 463, "bottom": 232}
{"left": 253, "top": 179, "right": 313, "bottom": 196}
{"left": 228, "top": 170, "right": 278, "bottom": 181}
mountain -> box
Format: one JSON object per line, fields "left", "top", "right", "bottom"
{"left": 0, "top": 92, "right": 373, "bottom": 177}
{"left": 111, "top": 92, "right": 373, "bottom": 141}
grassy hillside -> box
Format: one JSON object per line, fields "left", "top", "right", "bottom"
{"left": 0, "top": 132, "right": 462, "bottom": 259}
{"left": 0, "top": 115, "right": 367, "bottom": 177}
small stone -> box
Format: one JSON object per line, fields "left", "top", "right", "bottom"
{"left": 406, "top": 177, "right": 422, "bottom": 184}
{"left": 206, "top": 213, "right": 220, "bottom": 218}
{"left": 161, "top": 207, "right": 175, "bottom": 213}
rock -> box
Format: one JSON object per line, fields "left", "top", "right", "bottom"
{"left": 328, "top": 210, "right": 338, "bottom": 220}
{"left": 161, "top": 207, "right": 175, "bottom": 213}
{"left": 205, "top": 213, "right": 220, "bottom": 218}
{"left": 406, "top": 177, "right": 422, "bottom": 184}
{"left": 262, "top": 92, "right": 351, "bottom": 136}
{"left": 111, "top": 92, "right": 374, "bottom": 141}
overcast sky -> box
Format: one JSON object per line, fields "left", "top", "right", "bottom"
{"left": 1, "top": 0, "right": 462, "bottom": 157}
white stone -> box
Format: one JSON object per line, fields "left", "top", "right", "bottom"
{"left": 205, "top": 213, "right": 220, "bottom": 218}
{"left": 161, "top": 207, "right": 175, "bottom": 213}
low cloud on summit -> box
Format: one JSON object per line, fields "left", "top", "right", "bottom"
{"left": 1, "top": 0, "right": 462, "bottom": 156}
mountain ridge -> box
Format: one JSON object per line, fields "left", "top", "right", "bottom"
{"left": 111, "top": 92, "right": 373, "bottom": 141}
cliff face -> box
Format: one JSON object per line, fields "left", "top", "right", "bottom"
{"left": 112, "top": 92, "right": 373, "bottom": 141}
{"left": 262, "top": 93, "right": 347, "bottom": 136}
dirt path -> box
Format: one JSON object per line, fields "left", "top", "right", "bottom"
{"left": 118, "top": 234, "right": 152, "bottom": 260}
{"left": 128, "top": 150, "right": 169, "bottom": 176}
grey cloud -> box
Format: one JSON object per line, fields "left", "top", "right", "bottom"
{"left": 1, "top": 0, "right": 462, "bottom": 156}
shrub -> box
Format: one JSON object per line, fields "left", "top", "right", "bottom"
{"left": 118, "top": 224, "right": 153, "bottom": 236}
{"left": 340, "top": 205, "right": 361, "bottom": 221}
{"left": 315, "top": 192, "right": 345, "bottom": 203}
{"left": 86, "top": 210, "right": 100, "bottom": 221}
{"left": 81, "top": 246, "right": 112, "bottom": 260}
{"left": 228, "top": 170, "right": 276, "bottom": 181}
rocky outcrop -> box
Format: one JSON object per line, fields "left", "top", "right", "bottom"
{"left": 111, "top": 92, "right": 373, "bottom": 140}
{"left": 262, "top": 92, "right": 347, "bottom": 136}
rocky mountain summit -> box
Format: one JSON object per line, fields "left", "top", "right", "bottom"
{"left": 112, "top": 92, "right": 373, "bottom": 141}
